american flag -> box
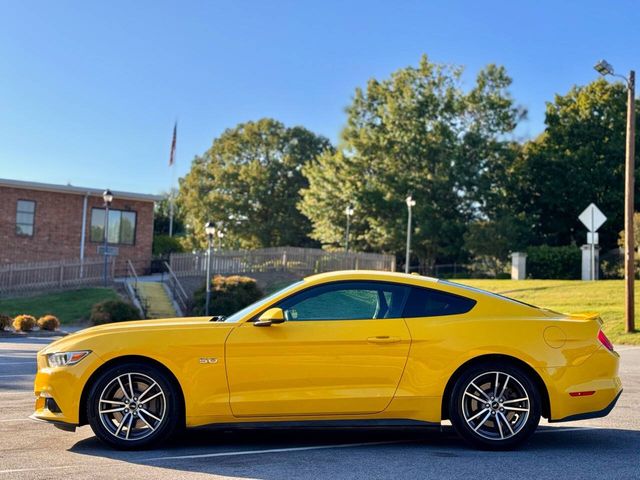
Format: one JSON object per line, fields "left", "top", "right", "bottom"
{"left": 169, "top": 122, "right": 177, "bottom": 166}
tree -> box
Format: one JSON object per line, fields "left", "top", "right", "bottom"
{"left": 510, "top": 79, "right": 640, "bottom": 251}
{"left": 153, "top": 192, "right": 185, "bottom": 236}
{"left": 300, "top": 55, "right": 524, "bottom": 268}
{"left": 179, "top": 119, "right": 332, "bottom": 249}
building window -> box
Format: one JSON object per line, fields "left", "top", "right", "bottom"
{"left": 16, "top": 200, "right": 36, "bottom": 236}
{"left": 90, "top": 208, "right": 137, "bottom": 245}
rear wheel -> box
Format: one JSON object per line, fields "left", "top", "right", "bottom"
{"left": 449, "top": 362, "right": 541, "bottom": 450}
{"left": 87, "top": 363, "right": 181, "bottom": 449}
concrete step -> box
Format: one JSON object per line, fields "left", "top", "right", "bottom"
{"left": 137, "top": 282, "right": 177, "bottom": 319}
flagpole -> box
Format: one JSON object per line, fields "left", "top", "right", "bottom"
{"left": 168, "top": 121, "right": 177, "bottom": 237}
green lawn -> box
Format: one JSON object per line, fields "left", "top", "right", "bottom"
{"left": 0, "top": 288, "right": 118, "bottom": 325}
{"left": 457, "top": 280, "right": 640, "bottom": 345}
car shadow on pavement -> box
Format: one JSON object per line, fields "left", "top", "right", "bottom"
{"left": 68, "top": 425, "right": 640, "bottom": 479}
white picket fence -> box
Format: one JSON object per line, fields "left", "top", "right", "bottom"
{"left": 0, "top": 257, "right": 114, "bottom": 295}
{"left": 169, "top": 247, "right": 396, "bottom": 277}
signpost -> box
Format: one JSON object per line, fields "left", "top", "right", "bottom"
{"left": 579, "top": 203, "right": 607, "bottom": 280}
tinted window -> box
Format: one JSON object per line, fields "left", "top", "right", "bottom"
{"left": 403, "top": 287, "right": 476, "bottom": 317}
{"left": 278, "top": 281, "right": 409, "bottom": 321}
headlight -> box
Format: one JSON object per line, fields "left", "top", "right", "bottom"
{"left": 46, "top": 351, "right": 91, "bottom": 367}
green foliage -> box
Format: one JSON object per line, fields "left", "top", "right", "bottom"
{"left": 37, "top": 315, "right": 60, "bottom": 331}
{"left": 525, "top": 245, "right": 581, "bottom": 279}
{"left": 299, "top": 55, "right": 524, "bottom": 268}
{"left": 152, "top": 234, "right": 185, "bottom": 256}
{"left": 193, "top": 275, "right": 264, "bottom": 316}
{"left": 12, "top": 314, "right": 36, "bottom": 332}
{"left": 0, "top": 314, "right": 12, "bottom": 330}
{"left": 179, "top": 118, "right": 332, "bottom": 250}
{"left": 90, "top": 300, "right": 142, "bottom": 325}
{"left": 510, "top": 80, "right": 640, "bottom": 251}
{"left": 154, "top": 192, "right": 185, "bottom": 236}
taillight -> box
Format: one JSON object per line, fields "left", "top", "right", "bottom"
{"left": 598, "top": 330, "right": 614, "bottom": 352}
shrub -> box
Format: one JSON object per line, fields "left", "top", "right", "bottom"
{"left": 37, "top": 315, "right": 61, "bottom": 331}
{"left": 193, "top": 275, "right": 264, "bottom": 316}
{"left": 13, "top": 314, "right": 36, "bottom": 332}
{"left": 152, "top": 234, "right": 185, "bottom": 256}
{"left": 526, "top": 245, "right": 581, "bottom": 279}
{"left": 0, "top": 314, "right": 12, "bottom": 331}
{"left": 90, "top": 300, "right": 142, "bottom": 325}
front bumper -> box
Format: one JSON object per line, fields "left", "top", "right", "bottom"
{"left": 32, "top": 351, "right": 102, "bottom": 426}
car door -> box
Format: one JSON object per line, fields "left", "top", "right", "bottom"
{"left": 225, "top": 280, "right": 412, "bottom": 417}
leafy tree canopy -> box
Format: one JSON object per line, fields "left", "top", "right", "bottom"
{"left": 300, "top": 55, "right": 524, "bottom": 267}
{"left": 179, "top": 118, "right": 332, "bottom": 249}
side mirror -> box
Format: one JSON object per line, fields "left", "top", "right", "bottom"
{"left": 254, "top": 307, "right": 286, "bottom": 327}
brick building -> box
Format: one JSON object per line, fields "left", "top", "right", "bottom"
{"left": 0, "top": 178, "right": 160, "bottom": 273}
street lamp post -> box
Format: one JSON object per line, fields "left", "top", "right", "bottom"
{"left": 102, "top": 189, "right": 113, "bottom": 286}
{"left": 594, "top": 60, "right": 636, "bottom": 333}
{"left": 204, "top": 221, "right": 216, "bottom": 317}
{"left": 405, "top": 194, "right": 416, "bottom": 274}
{"left": 345, "top": 205, "right": 354, "bottom": 252}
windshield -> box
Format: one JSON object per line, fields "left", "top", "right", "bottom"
{"left": 223, "top": 280, "right": 304, "bottom": 322}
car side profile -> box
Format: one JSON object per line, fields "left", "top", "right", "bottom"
{"left": 32, "top": 271, "right": 622, "bottom": 450}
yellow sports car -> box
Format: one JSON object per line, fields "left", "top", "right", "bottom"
{"left": 32, "top": 271, "right": 622, "bottom": 450}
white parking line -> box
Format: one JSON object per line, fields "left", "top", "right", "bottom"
{"left": 0, "top": 465, "right": 77, "bottom": 475}
{"left": 142, "top": 439, "right": 412, "bottom": 462}
{"left": 0, "top": 439, "right": 412, "bottom": 475}
{"left": 0, "top": 418, "right": 31, "bottom": 423}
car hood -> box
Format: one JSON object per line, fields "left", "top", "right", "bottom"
{"left": 40, "top": 317, "right": 232, "bottom": 355}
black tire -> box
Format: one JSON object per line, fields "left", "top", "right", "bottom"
{"left": 86, "top": 362, "right": 182, "bottom": 449}
{"left": 448, "top": 361, "right": 541, "bottom": 450}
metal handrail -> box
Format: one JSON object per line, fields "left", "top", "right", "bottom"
{"left": 125, "top": 260, "right": 147, "bottom": 318}
{"left": 163, "top": 261, "right": 189, "bottom": 314}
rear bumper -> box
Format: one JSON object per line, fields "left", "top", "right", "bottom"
{"left": 543, "top": 347, "right": 622, "bottom": 422}
{"left": 549, "top": 389, "right": 622, "bottom": 423}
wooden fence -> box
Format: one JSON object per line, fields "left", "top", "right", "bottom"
{"left": 0, "top": 257, "right": 115, "bottom": 296}
{"left": 169, "top": 247, "right": 396, "bottom": 277}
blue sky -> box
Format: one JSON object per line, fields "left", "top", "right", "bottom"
{"left": 0, "top": 0, "right": 637, "bottom": 194}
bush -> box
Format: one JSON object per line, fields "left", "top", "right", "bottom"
{"left": 526, "top": 245, "right": 581, "bottom": 279}
{"left": 37, "top": 315, "right": 61, "bottom": 331}
{"left": 193, "top": 275, "right": 264, "bottom": 316}
{"left": 152, "top": 234, "right": 185, "bottom": 256}
{"left": 90, "top": 300, "right": 142, "bottom": 325}
{"left": 0, "top": 314, "right": 12, "bottom": 331}
{"left": 13, "top": 314, "right": 36, "bottom": 332}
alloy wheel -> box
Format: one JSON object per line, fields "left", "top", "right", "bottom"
{"left": 461, "top": 371, "right": 530, "bottom": 441}
{"left": 98, "top": 372, "right": 166, "bottom": 441}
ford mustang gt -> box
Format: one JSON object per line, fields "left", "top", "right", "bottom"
{"left": 32, "top": 271, "right": 622, "bottom": 450}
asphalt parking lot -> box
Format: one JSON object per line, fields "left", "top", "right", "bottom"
{"left": 1, "top": 336, "right": 638, "bottom": 480}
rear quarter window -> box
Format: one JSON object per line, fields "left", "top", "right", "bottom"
{"left": 403, "top": 287, "right": 476, "bottom": 317}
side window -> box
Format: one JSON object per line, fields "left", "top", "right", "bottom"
{"left": 403, "top": 287, "right": 476, "bottom": 318}
{"left": 16, "top": 200, "right": 36, "bottom": 236}
{"left": 278, "top": 281, "right": 409, "bottom": 321}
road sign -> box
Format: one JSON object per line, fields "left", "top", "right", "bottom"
{"left": 587, "top": 232, "right": 599, "bottom": 244}
{"left": 579, "top": 203, "right": 607, "bottom": 232}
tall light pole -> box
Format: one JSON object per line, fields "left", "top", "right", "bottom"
{"left": 102, "top": 189, "right": 113, "bottom": 286}
{"left": 345, "top": 205, "right": 354, "bottom": 252}
{"left": 204, "top": 221, "right": 216, "bottom": 316}
{"left": 594, "top": 60, "right": 636, "bottom": 333}
{"left": 405, "top": 194, "right": 416, "bottom": 274}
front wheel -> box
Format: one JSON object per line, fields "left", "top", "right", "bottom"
{"left": 86, "top": 363, "right": 182, "bottom": 449}
{"left": 449, "top": 362, "right": 541, "bottom": 450}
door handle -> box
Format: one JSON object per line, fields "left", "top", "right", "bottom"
{"left": 367, "top": 336, "right": 401, "bottom": 344}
